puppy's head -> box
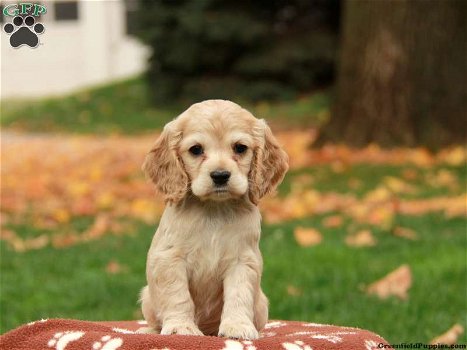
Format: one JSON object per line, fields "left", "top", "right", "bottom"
{"left": 143, "top": 100, "right": 288, "bottom": 204}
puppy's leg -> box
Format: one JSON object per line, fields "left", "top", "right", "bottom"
{"left": 137, "top": 285, "right": 161, "bottom": 334}
{"left": 254, "top": 289, "right": 268, "bottom": 332}
{"left": 218, "top": 261, "right": 260, "bottom": 340}
{"left": 150, "top": 256, "right": 203, "bottom": 336}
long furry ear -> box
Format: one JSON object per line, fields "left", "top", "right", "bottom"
{"left": 142, "top": 122, "right": 188, "bottom": 204}
{"left": 249, "top": 120, "right": 289, "bottom": 205}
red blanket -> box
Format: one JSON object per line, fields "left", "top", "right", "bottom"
{"left": 0, "top": 319, "right": 392, "bottom": 350}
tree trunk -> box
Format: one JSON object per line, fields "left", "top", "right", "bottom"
{"left": 318, "top": 0, "right": 466, "bottom": 149}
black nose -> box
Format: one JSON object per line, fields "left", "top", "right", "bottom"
{"left": 210, "top": 170, "right": 231, "bottom": 186}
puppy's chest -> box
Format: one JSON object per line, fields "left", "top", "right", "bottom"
{"left": 185, "top": 226, "right": 237, "bottom": 278}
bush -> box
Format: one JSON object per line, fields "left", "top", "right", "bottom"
{"left": 137, "top": 0, "right": 340, "bottom": 104}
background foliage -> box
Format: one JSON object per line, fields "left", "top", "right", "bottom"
{"left": 137, "top": 0, "right": 340, "bottom": 103}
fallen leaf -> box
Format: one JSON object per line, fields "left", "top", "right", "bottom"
{"left": 393, "top": 227, "right": 418, "bottom": 240}
{"left": 52, "top": 232, "right": 79, "bottom": 248}
{"left": 348, "top": 178, "right": 362, "bottom": 190}
{"left": 427, "top": 169, "right": 459, "bottom": 191}
{"left": 430, "top": 324, "right": 464, "bottom": 345}
{"left": 367, "top": 203, "right": 396, "bottom": 229}
{"left": 383, "top": 176, "right": 416, "bottom": 194}
{"left": 82, "top": 214, "right": 111, "bottom": 240}
{"left": 286, "top": 285, "right": 303, "bottom": 296}
{"left": 0, "top": 228, "right": 17, "bottom": 241}
{"left": 345, "top": 230, "right": 376, "bottom": 247}
{"left": 293, "top": 227, "right": 322, "bottom": 247}
{"left": 51, "top": 208, "right": 70, "bottom": 224}
{"left": 23, "top": 234, "right": 49, "bottom": 251}
{"left": 366, "top": 264, "right": 412, "bottom": 300}
{"left": 437, "top": 146, "right": 466, "bottom": 166}
{"left": 106, "top": 260, "right": 127, "bottom": 274}
{"left": 365, "top": 186, "right": 394, "bottom": 203}
{"left": 402, "top": 168, "right": 418, "bottom": 180}
{"left": 322, "top": 215, "right": 343, "bottom": 228}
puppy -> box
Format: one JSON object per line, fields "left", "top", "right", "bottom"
{"left": 139, "top": 100, "right": 288, "bottom": 340}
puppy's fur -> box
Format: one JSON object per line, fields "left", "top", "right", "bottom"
{"left": 139, "top": 100, "right": 288, "bottom": 339}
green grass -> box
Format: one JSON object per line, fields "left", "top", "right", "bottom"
{"left": 1, "top": 213, "right": 465, "bottom": 343}
{"left": 281, "top": 163, "right": 466, "bottom": 198}
{"left": 1, "top": 164, "right": 466, "bottom": 343}
{"left": 0, "top": 77, "right": 329, "bottom": 134}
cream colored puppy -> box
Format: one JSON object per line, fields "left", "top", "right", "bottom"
{"left": 139, "top": 100, "right": 288, "bottom": 340}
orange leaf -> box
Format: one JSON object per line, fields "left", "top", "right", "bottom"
{"left": 52, "top": 232, "right": 79, "bottom": 248}
{"left": 393, "top": 227, "right": 418, "bottom": 240}
{"left": 430, "top": 324, "right": 464, "bottom": 345}
{"left": 82, "top": 214, "right": 111, "bottom": 240}
{"left": 345, "top": 230, "right": 376, "bottom": 247}
{"left": 106, "top": 260, "right": 127, "bottom": 274}
{"left": 293, "top": 227, "right": 322, "bottom": 247}
{"left": 322, "top": 215, "right": 343, "bottom": 228}
{"left": 366, "top": 264, "right": 412, "bottom": 300}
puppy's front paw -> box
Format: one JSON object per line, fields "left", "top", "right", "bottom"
{"left": 136, "top": 327, "right": 160, "bottom": 334}
{"left": 161, "top": 322, "right": 203, "bottom": 336}
{"left": 218, "top": 320, "right": 259, "bottom": 340}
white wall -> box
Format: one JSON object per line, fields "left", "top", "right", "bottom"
{"left": 0, "top": 0, "right": 149, "bottom": 99}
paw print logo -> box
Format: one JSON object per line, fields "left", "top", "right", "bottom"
{"left": 92, "top": 335, "right": 123, "bottom": 350}
{"left": 47, "top": 331, "right": 85, "bottom": 349}
{"left": 3, "top": 16, "right": 45, "bottom": 48}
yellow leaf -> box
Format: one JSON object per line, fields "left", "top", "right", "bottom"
{"left": 383, "top": 176, "right": 416, "bottom": 194}
{"left": 345, "top": 230, "right": 376, "bottom": 247}
{"left": 438, "top": 146, "right": 466, "bottom": 166}
{"left": 428, "top": 169, "right": 459, "bottom": 190}
{"left": 67, "top": 181, "right": 89, "bottom": 197}
{"left": 430, "top": 324, "right": 464, "bottom": 345}
{"left": 96, "top": 192, "right": 115, "bottom": 209}
{"left": 365, "top": 186, "right": 392, "bottom": 202}
{"left": 366, "top": 264, "right": 412, "bottom": 300}
{"left": 286, "top": 285, "right": 303, "bottom": 297}
{"left": 52, "top": 208, "right": 70, "bottom": 223}
{"left": 294, "top": 227, "right": 322, "bottom": 247}
{"left": 89, "top": 166, "right": 103, "bottom": 181}
{"left": 130, "top": 199, "right": 158, "bottom": 223}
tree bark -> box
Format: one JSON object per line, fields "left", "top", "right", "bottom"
{"left": 318, "top": 0, "right": 467, "bottom": 149}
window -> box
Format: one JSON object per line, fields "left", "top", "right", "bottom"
{"left": 125, "top": 0, "right": 139, "bottom": 36}
{"left": 54, "top": 1, "right": 78, "bottom": 21}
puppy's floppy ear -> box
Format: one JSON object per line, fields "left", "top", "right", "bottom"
{"left": 249, "top": 120, "right": 289, "bottom": 205}
{"left": 142, "top": 121, "right": 188, "bottom": 204}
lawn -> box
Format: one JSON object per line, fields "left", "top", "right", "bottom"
{"left": 1, "top": 77, "right": 330, "bottom": 134}
{"left": 1, "top": 78, "right": 466, "bottom": 344}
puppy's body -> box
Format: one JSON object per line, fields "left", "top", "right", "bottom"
{"left": 140, "top": 100, "right": 288, "bottom": 339}
{"left": 142, "top": 197, "right": 267, "bottom": 338}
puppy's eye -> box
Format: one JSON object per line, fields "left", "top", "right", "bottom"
{"left": 189, "top": 145, "right": 204, "bottom": 156}
{"left": 233, "top": 144, "right": 248, "bottom": 154}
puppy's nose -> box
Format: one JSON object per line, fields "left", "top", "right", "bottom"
{"left": 210, "top": 170, "right": 231, "bottom": 186}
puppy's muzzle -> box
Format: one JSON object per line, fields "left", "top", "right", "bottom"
{"left": 210, "top": 170, "right": 231, "bottom": 186}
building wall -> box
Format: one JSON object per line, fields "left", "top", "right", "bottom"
{"left": 1, "top": 0, "right": 149, "bottom": 99}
